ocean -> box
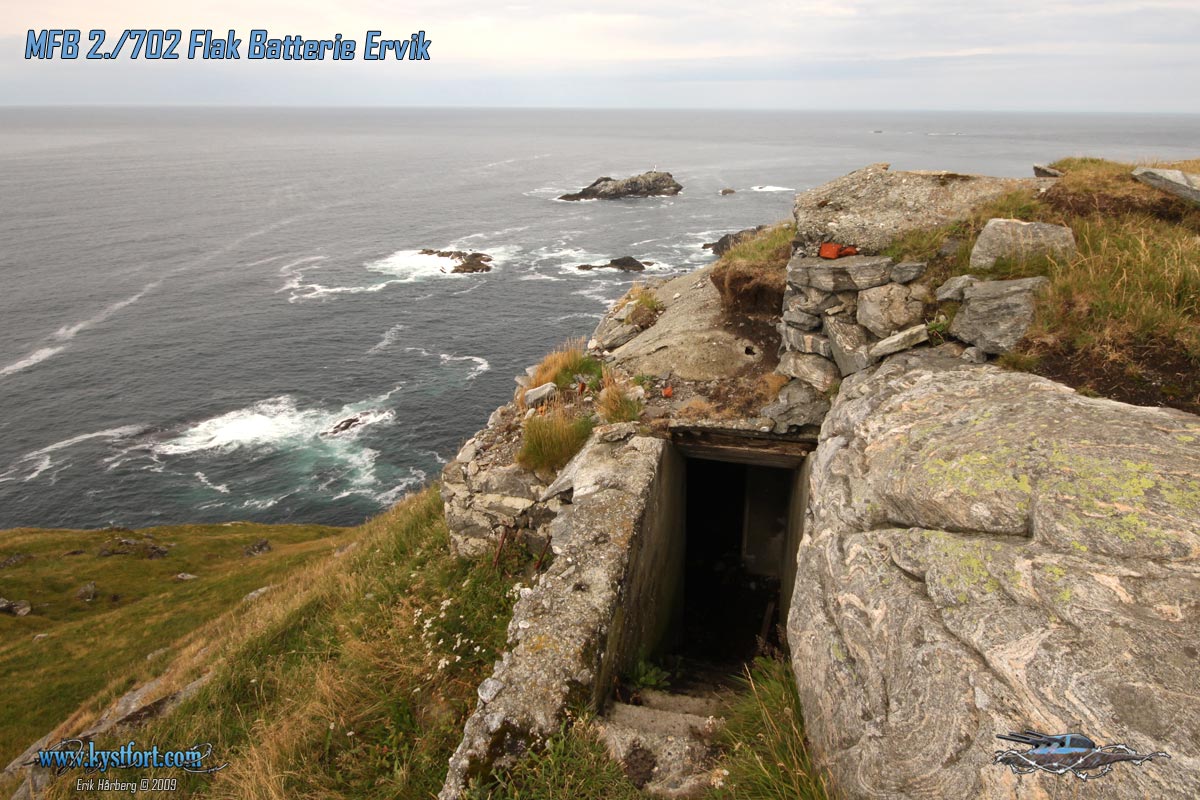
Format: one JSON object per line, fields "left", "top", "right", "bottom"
{"left": 1, "top": 108, "right": 1197, "bottom": 529}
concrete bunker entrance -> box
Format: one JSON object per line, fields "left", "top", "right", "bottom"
{"left": 625, "top": 429, "right": 811, "bottom": 681}
{"left": 677, "top": 458, "right": 794, "bottom": 664}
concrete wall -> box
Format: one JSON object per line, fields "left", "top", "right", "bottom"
{"left": 594, "top": 441, "right": 686, "bottom": 705}
{"left": 780, "top": 453, "right": 810, "bottom": 632}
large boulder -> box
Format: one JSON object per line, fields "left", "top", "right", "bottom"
{"left": 1132, "top": 166, "right": 1200, "bottom": 206}
{"left": 559, "top": 171, "right": 682, "bottom": 201}
{"left": 948, "top": 277, "right": 1048, "bottom": 354}
{"left": 969, "top": 218, "right": 1076, "bottom": 271}
{"left": 790, "top": 350, "right": 1200, "bottom": 798}
{"left": 792, "top": 164, "right": 1052, "bottom": 254}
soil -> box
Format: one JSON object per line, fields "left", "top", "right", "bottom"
{"left": 1021, "top": 338, "right": 1200, "bottom": 416}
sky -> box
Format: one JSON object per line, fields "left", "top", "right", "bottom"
{"left": 1, "top": 1, "right": 1198, "bottom": 110}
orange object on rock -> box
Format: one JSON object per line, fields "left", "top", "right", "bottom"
{"left": 662, "top": 385, "right": 674, "bottom": 398}
{"left": 818, "top": 242, "right": 859, "bottom": 259}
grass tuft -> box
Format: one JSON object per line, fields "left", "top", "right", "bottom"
{"left": 708, "top": 657, "right": 832, "bottom": 800}
{"left": 519, "top": 340, "right": 604, "bottom": 407}
{"left": 517, "top": 404, "right": 595, "bottom": 472}
{"left": 596, "top": 371, "right": 644, "bottom": 424}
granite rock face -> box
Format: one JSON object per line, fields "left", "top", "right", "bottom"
{"left": 792, "top": 163, "right": 1053, "bottom": 254}
{"left": 559, "top": 171, "right": 683, "bottom": 201}
{"left": 1132, "top": 166, "right": 1200, "bottom": 206}
{"left": 969, "top": 218, "right": 1076, "bottom": 271}
{"left": 789, "top": 350, "right": 1200, "bottom": 799}
{"left": 948, "top": 277, "right": 1048, "bottom": 354}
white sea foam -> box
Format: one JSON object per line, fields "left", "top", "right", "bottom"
{"left": 440, "top": 353, "right": 490, "bottom": 380}
{"left": 404, "top": 348, "right": 491, "bottom": 381}
{"left": 750, "top": 185, "right": 795, "bottom": 192}
{"left": 195, "top": 472, "right": 231, "bottom": 494}
{"left": 0, "top": 346, "right": 68, "bottom": 378}
{"left": 366, "top": 250, "right": 468, "bottom": 281}
{"left": 368, "top": 323, "right": 406, "bottom": 354}
{"left": 1, "top": 283, "right": 159, "bottom": 379}
{"left": 155, "top": 395, "right": 396, "bottom": 456}
{"left": 0, "top": 425, "right": 145, "bottom": 483}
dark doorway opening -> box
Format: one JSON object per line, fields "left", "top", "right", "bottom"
{"left": 675, "top": 458, "right": 794, "bottom": 667}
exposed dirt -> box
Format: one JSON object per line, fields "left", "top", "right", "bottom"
{"left": 1043, "top": 182, "right": 1199, "bottom": 226}
{"left": 1020, "top": 338, "right": 1200, "bottom": 415}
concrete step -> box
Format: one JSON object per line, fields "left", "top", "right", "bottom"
{"left": 595, "top": 693, "right": 727, "bottom": 798}
{"left": 636, "top": 687, "right": 728, "bottom": 719}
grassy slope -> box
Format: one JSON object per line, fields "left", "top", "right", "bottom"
{"left": 0, "top": 521, "right": 349, "bottom": 768}
{"left": 884, "top": 157, "right": 1200, "bottom": 412}
{"left": 7, "top": 490, "right": 832, "bottom": 800}
{"left": 29, "top": 488, "right": 531, "bottom": 800}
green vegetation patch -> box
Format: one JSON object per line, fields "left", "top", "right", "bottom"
{"left": 0, "top": 520, "right": 349, "bottom": 767}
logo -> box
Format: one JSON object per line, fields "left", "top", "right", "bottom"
{"left": 993, "top": 730, "right": 1170, "bottom": 782}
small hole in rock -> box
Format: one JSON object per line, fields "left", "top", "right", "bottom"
{"left": 744, "top": 346, "right": 756, "bottom": 356}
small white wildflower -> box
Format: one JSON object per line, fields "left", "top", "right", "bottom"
{"left": 329, "top": 722, "right": 335, "bottom": 730}
{"left": 347, "top": 731, "right": 355, "bottom": 737}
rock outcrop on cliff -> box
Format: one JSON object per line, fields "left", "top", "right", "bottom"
{"left": 789, "top": 349, "right": 1200, "bottom": 798}
{"left": 791, "top": 163, "right": 1054, "bottom": 255}
{"left": 558, "top": 171, "right": 683, "bottom": 201}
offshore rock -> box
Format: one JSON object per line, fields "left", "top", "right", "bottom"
{"left": 577, "top": 256, "right": 647, "bottom": 272}
{"left": 559, "top": 171, "right": 683, "bottom": 201}
{"left": 790, "top": 350, "right": 1200, "bottom": 798}
{"left": 419, "top": 249, "right": 493, "bottom": 273}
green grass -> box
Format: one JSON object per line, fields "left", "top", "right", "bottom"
{"left": 517, "top": 406, "right": 595, "bottom": 472}
{"left": 708, "top": 657, "right": 832, "bottom": 800}
{"left": 467, "top": 719, "right": 647, "bottom": 800}
{"left": 38, "top": 488, "right": 530, "bottom": 800}
{"left": 0, "top": 521, "right": 349, "bottom": 768}
{"left": 885, "top": 158, "right": 1200, "bottom": 392}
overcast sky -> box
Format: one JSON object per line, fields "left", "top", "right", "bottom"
{"left": 1, "top": 1, "right": 1198, "bottom": 110}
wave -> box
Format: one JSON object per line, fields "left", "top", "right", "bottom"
{"left": 154, "top": 395, "right": 396, "bottom": 456}
{"left": 1, "top": 282, "right": 159, "bottom": 379}
{"left": 404, "top": 348, "right": 491, "bottom": 381}
{"left": 366, "top": 249, "right": 470, "bottom": 281}
{"left": 0, "top": 424, "right": 145, "bottom": 483}
{"left": 195, "top": 471, "right": 231, "bottom": 494}
{"left": 368, "top": 323, "right": 406, "bottom": 354}
{"left": 0, "top": 346, "right": 69, "bottom": 378}
{"left": 750, "top": 185, "right": 795, "bottom": 192}
{"left": 51, "top": 282, "right": 160, "bottom": 342}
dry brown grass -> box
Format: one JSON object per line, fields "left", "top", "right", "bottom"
{"left": 516, "top": 340, "right": 603, "bottom": 408}
{"left": 677, "top": 397, "right": 717, "bottom": 421}
{"left": 596, "top": 370, "right": 644, "bottom": 424}
{"left": 755, "top": 372, "right": 791, "bottom": 404}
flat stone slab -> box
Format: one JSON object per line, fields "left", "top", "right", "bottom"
{"left": 787, "top": 254, "right": 894, "bottom": 293}
{"left": 1132, "top": 166, "right": 1200, "bottom": 206}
